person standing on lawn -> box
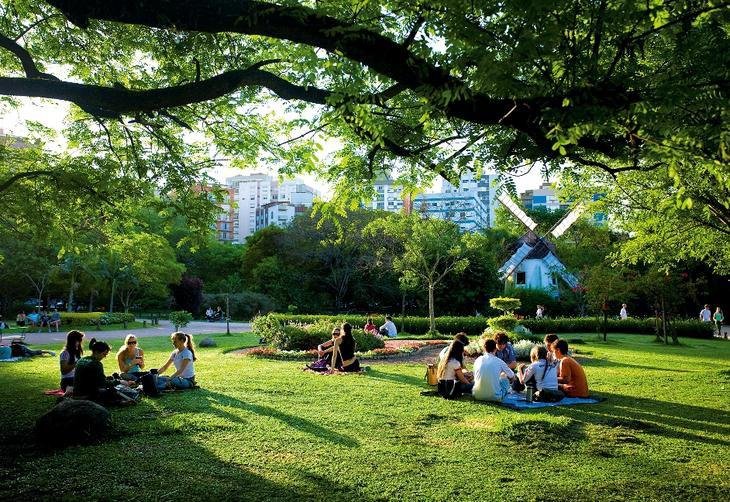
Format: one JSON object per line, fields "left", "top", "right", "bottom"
{"left": 699, "top": 304, "right": 712, "bottom": 323}
{"left": 714, "top": 307, "right": 725, "bottom": 338}
{"left": 553, "top": 340, "right": 589, "bottom": 398}
{"left": 472, "top": 338, "right": 514, "bottom": 402}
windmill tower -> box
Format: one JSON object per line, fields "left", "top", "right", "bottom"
{"left": 497, "top": 193, "right": 582, "bottom": 297}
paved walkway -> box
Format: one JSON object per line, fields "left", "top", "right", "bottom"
{"left": 18, "top": 320, "right": 252, "bottom": 345}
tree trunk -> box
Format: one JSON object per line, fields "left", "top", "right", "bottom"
{"left": 661, "top": 295, "right": 668, "bottom": 345}
{"left": 401, "top": 290, "right": 406, "bottom": 333}
{"left": 109, "top": 278, "right": 116, "bottom": 313}
{"left": 67, "top": 269, "right": 77, "bottom": 312}
{"left": 603, "top": 310, "right": 608, "bottom": 342}
{"left": 89, "top": 290, "right": 96, "bottom": 312}
{"left": 654, "top": 303, "right": 662, "bottom": 342}
{"left": 428, "top": 283, "right": 435, "bottom": 333}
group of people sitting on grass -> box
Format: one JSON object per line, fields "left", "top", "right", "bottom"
{"left": 363, "top": 315, "right": 398, "bottom": 338}
{"left": 437, "top": 331, "right": 589, "bottom": 402}
{"left": 58, "top": 330, "right": 197, "bottom": 405}
{"left": 14, "top": 309, "right": 62, "bottom": 331}
{"left": 307, "top": 322, "right": 361, "bottom": 373}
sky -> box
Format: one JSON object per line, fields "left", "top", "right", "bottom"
{"left": 1, "top": 97, "right": 548, "bottom": 196}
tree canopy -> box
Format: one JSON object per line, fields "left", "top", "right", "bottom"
{"left": 0, "top": 0, "right": 727, "bottom": 272}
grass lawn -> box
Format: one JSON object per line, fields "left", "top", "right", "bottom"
{"left": 1, "top": 321, "right": 149, "bottom": 336}
{"left": 1, "top": 333, "right": 728, "bottom": 500}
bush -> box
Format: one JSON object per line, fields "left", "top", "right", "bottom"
{"left": 202, "top": 291, "right": 274, "bottom": 321}
{"left": 252, "top": 314, "right": 385, "bottom": 351}
{"left": 169, "top": 311, "right": 193, "bottom": 331}
{"left": 487, "top": 315, "right": 519, "bottom": 331}
{"left": 513, "top": 339, "right": 537, "bottom": 360}
{"left": 489, "top": 297, "right": 521, "bottom": 314}
{"left": 58, "top": 312, "right": 134, "bottom": 327}
{"left": 263, "top": 313, "right": 715, "bottom": 340}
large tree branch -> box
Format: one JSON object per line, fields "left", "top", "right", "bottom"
{"left": 0, "top": 33, "right": 57, "bottom": 79}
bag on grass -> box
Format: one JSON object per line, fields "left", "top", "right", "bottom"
{"left": 534, "top": 388, "right": 564, "bottom": 403}
{"left": 141, "top": 373, "right": 160, "bottom": 397}
{"left": 437, "top": 379, "right": 462, "bottom": 399}
{"left": 306, "top": 358, "right": 330, "bottom": 372}
{"left": 114, "top": 384, "right": 142, "bottom": 404}
{"left": 425, "top": 364, "right": 438, "bottom": 386}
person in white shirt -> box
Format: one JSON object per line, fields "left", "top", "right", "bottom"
{"left": 620, "top": 304, "right": 628, "bottom": 320}
{"left": 517, "top": 346, "right": 561, "bottom": 402}
{"left": 699, "top": 304, "right": 712, "bottom": 322}
{"left": 379, "top": 316, "right": 397, "bottom": 338}
{"left": 536, "top": 305, "right": 544, "bottom": 319}
{"left": 156, "top": 332, "right": 197, "bottom": 390}
{"left": 472, "top": 339, "right": 515, "bottom": 402}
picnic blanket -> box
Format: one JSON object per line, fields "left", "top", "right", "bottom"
{"left": 420, "top": 389, "right": 603, "bottom": 410}
{"left": 490, "top": 393, "right": 602, "bottom": 410}
{"left": 0, "top": 356, "right": 24, "bottom": 363}
{"left": 44, "top": 389, "right": 67, "bottom": 397}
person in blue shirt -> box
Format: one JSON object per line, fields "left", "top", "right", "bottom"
{"left": 493, "top": 332, "right": 517, "bottom": 370}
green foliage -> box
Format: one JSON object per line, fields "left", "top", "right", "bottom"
{"left": 168, "top": 310, "right": 193, "bottom": 330}
{"left": 522, "top": 318, "right": 714, "bottom": 339}
{"left": 489, "top": 297, "right": 522, "bottom": 314}
{"left": 57, "top": 312, "right": 134, "bottom": 327}
{"left": 487, "top": 315, "right": 519, "bottom": 332}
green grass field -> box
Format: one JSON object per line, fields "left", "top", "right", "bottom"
{"left": 1, "top": 333, "right": 728, "bottom": 501}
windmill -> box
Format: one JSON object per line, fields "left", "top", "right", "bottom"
{"left": 496, "top": 193, "right": 582, "bottom": 297}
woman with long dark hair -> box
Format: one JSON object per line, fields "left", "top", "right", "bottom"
{"left": 331, "top": 322, "right": 360, "bottom": 372}
{"left": 59, "top": 330, "right": 84, "bottom": 390}
{"left": 436, "top": 334, "right": 473, "bottom": 398}
{"left": 156, "top": 332, "right": 197, "bottom": 390}
{"left": 73, "top": 338, "right": 117, "bottom": 403}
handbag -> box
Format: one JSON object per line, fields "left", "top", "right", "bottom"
{"left": 437, "top": 379, "right": 462, "bottom": 399}
{"left": 424, "top": 364, "right": 438, "bottom": 386}
{"left": 114, "top": 384, "right": 142, "bottom": 403}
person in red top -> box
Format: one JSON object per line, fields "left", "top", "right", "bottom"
{"left": 552, "top": 339, "right": 590, "bottom": 398}
{"left": 363, "top": 317, "right": 378, "bottom": 335}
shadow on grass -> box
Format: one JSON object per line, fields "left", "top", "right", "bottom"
{"left": 199, "top": 389, "right": 359, "bottom": 448}
{"left": 550, "top": 391, "right": 730, "bottom": 447}
{"left": 580, "top": 359, "right": 693, "bottom": 372}
{"left": 364, "top": 368, "right": 426, "bottom": 388}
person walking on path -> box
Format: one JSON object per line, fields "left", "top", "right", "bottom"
{"left": 714, "top": 307, "right": 725, "bottom": 338}
{"left": 620, "top": 304, "right": 628, "bottom": 320}
{"left": 700, "top": 304, "right": 712, "bottom": 323}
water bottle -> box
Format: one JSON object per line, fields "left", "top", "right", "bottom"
{"left": 526, "top": 387, "right": 534, "bottom": 402}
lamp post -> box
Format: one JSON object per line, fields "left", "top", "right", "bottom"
{"left": 226, "top": 293, "right": 230, "bottom": 335}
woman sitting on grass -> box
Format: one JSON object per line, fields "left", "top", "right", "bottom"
{"left": 59, "top": 330, "right": 84, "bottom": 391}
{"left": 116, "top": 334, "right": 146, "bottom": 381}
{"left": 436, "top": 334, "right": 473, "bottom": 398}
{"left": 517, "top": 345, "right": 563, "bottom": 402}
{"left": 73, "top": 338, "right": 129, "bottom": 404}
{"left": 363, "top": 318, "right": 378, "bottom": 336}
{"left": 156, "top": 332, "right": 197, "bottom": 390}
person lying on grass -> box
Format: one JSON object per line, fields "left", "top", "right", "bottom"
{"left": 552, "top": 339, "right": 590, "bottom": 398}
{"left": 517, "top": 346, "right": 564, "bottom": 402}
{"left": 117, "top": 334, "right": 146, "bottom": 382}
{"left": 73, "top": 338, "right": 133, "bottom": 405}
{"left": 156, "top": 332, "right": 197, "bottom": 390}
{"left": 436, "top": 334, "right": 473, "bottom": 398}
{"left": 59, "top": 330, "right": 84, "bottom": 392}
{"left": 472, "top": 338, "right": 515, "bottom": 402}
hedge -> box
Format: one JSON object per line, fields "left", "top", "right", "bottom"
{"left": 267, "top": 313, "right": 714, "bottom": 339}
{"left": 58, "top": 312, "right": 136, "bottom": 327}
{"left": 252, "top": 314, "right": 384, "bottom": 351}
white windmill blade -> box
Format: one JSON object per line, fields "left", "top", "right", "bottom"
{"left": 550, "top": 203, "right": 585, "bottom": 238}
{"left": 497, "top": 193, "right": 538, "bottom": 231}
{"left": 498, "top": 242, "right": 532, "bottom": 280}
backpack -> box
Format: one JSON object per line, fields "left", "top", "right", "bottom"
{"left": 141, "top": 373, "right": 160, "bottom": 397}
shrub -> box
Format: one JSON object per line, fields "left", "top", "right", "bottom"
{"left": 251, "top": 313, "right": 286, "bottom": 346}
{"left": 58, "top": 312, "right": 134, "bottom": 327}
{"left": 487, "top": 315, "right": 519, "bottom": 331}
{"left": 489, "top": 297, "right": 521, "bottom": 314}
{"left": 513, "top": 339, "right": 537, "bottom": 360}
{"left": 169, "top": 311, "right": 193, "bottom": 331}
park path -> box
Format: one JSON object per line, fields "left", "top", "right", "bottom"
{"left": 18, "top": 320, "right": 252, "bottom": 345}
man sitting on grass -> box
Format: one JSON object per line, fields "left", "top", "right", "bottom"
{"left": 553, "top": 339, "right": 589, "bottom": 398}
{"left": 472, "top": 339, "right": 515, "bottom": 402}
{"left": 493, "top": 332, "right": 517, "bottom": 370}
